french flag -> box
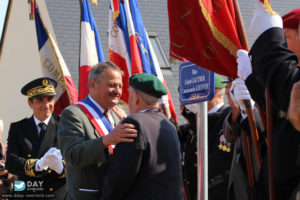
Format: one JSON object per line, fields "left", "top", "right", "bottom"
{"left": 79, "top": 0, "right": 105, "bottom": 100}
{"left": 34, "top": 5, "right": 78, "bottom": 115}
{"left": 109, "top": 0, "right": 177, "bottom": 121}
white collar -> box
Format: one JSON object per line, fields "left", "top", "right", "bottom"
{"left": 33, "top": 115, "right": 51, "bottom": 127}
{"left": 208, "top": 103, "right": 224, "bottom": 114}
{"left": 139, "top": 108, "right": 151, "bottom": 113}
{"left": 88, "top": 94, "right": 105, "bottom": 113}
{"left": 88, "top": 95, "right": 114, "bottom": 124}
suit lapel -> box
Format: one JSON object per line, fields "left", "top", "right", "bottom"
{"left": 25, "top": 116, "right": 40, "bottom": 156}
{"left": 37, "top": 115, "right": 58, "bottom": 157}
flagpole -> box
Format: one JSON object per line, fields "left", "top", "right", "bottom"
{"left": 233, "top": 1, "right": 276, "bottom": 200}
{"left": 233, "top": 0, "right": 262, "bottom": 169}
{"left": 78, "top": 0, "right": 83, "bottom": 100}
{"left": 0, "top": 0, "right": 12, "bottom": 59}
{"left": 265, "top": 90, "right": 276, "bottom": 200}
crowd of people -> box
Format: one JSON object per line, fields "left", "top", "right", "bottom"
{"left": 0, "top": 1, "right": 299, "bottom": 200}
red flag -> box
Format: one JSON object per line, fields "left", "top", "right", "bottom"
{"left": 168, "top": 0, "right": 244, "bottom": 78}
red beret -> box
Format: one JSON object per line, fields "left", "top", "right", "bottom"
{"left": 282, "top": 8, "right": 300, "bottom": 29}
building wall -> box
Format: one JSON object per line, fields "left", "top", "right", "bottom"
{"left": 46, "top": 0, "right": 300, "bottom": 125}
{"left": 0, "top": 0, "right": 55, "bottom": 143}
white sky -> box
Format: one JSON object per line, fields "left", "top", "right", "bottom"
{"left": 0, "top": 0, "right": 9, "bottom": 41}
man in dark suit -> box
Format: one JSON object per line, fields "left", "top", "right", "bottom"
{"left": 57, "top": 62, "right": 137, "bottom": 200}
{"left": 206, "top": 74, "right": 233, "bottom": 200}
{"left": 179, "top": 74, "right": 232, "bottom": 200}
{"left": 236, "top": 4, "right": 300, "bottom": 199}
{"left": 100, "top": 73, "right": 183, "bottom": 200}
{"left": 5, "top": 77, "right": 66, "bottom": 199}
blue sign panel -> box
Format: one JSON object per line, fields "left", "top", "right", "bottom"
{"left": 179, "top": 62, "right": 214, "bottom": 104}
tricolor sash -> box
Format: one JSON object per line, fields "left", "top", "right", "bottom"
{"left": 77, "top": 97, "right": 114, "bottom": 154}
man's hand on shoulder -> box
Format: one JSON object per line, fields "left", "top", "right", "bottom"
{"left": 112, "top": 106, "right": 128, "bottom": 120}
{"left": 102, "top": 123, "right": 137, "bottom": 147}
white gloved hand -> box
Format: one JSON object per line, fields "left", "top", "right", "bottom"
{"left": 35, "top": 157, "right": 48, "bottom": 171}
{"left": 237, "top": 50, "right": 252, "bottom": 81}
{"left": 185, "top": 103, "right": 197, "bottom": 114}
{"left": 249, "top": 1, "right": 282, "bottom": 38}
{"left": 45, "top": 149, "right": 64, "bottom": 174}
{"left": 229, "top": 82, "right": 239, "bottom": 109}
{"left": 230, "top": 78, "right": 254, "bottom": 111}
{"left": 160, "top": 95, "right": 169, "bottom": 109}
{"left": 35, "top": 147, "right": 57, "bottom": 171}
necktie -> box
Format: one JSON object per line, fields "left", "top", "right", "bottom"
{"left": 38, "top": 122, "right": 46, "bottom": 139}
{"left": 103, "top": 111, "right": 113, "bottom": 126}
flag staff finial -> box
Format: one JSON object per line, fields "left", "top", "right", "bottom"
{"left": 28, "top": 0, "right": 35, "bottom": 20}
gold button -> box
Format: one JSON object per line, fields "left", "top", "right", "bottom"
{"left": 182, "top": 161, "right": 185, "bottom": 166}
{"left": 194, "top": 152, "right": 198, "bottom": 155}
{"left": 194, "top": 163, "right": 197, "bottom": 167}
{"left": 27, "top": 154, "right": 31, "bottom": 158}
{"left": 48, "top": 169, "right": 51, "bottom": 174}
{"left": 49, "top": 188, "right": 54, "bottom": 192}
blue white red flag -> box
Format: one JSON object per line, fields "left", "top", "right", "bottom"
{"left": 79, "top": 0, "right": 105, "bottom": 100}
{"left": 34, "top": 5, "right": 78, "bottom": 115}
{"left": 109, "top": 0, "right": 177, "bottom": 121}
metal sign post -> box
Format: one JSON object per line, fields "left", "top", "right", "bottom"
{"left": 179, "top": 62, "right": 214, "bottom": 200}
{"left": 197, "top": 102, "right": 208, "bottom": 200}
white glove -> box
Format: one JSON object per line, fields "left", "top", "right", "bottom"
{"left": 35, "top": 147, "right": 57, "bottom": 171}
{"left": 249, "top": 1, "right": 282, "bottom": 38}
{"left": 185, "top": 103, "right": 197, "bottom": 114}
{"left": 237, "top": 50, "right": 252, "bottom": 81}
{"left": 160, "top": 95, "right": 169, "bottom": 109}
{"left": 45, "top": 149, "right": 64, "bottom": 174}
{"left": 230, "top": 78, "right": 254, "bottom": 111}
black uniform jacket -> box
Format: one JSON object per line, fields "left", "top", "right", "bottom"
{"left": 100, "top": 109, "right": 183, "bottom": 200}
{"left": 5, "top": 114, "right": 65, "bottom": 199}
{"left": 180, "top": 105, "right": 232, "bottom": 200}
{"left": 249, "top": 27, "right": 300, "bottom": 199}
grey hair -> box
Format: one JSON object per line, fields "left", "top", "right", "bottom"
{"left": 88, "top": 62, "right": 123, "bottom": 87}
{"left": 216, "top": 88, "right": 225, "bottom": 97}
{"left": 133, "top": 88, "right": 160, "bottom": 105}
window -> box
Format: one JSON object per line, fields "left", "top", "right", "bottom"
{"left": 148, "top": 33, "right": 170, "bottom": 69}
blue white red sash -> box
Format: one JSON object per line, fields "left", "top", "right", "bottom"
{"left": 77, "top": 97, "right": 114, "bottom": 154}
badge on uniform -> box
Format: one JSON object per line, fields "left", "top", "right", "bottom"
{"left": 218, "top": 135, "right": 232, "bottom": 152}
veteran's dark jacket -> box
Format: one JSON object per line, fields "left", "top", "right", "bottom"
{"left": 101, "top": 109, "right": 183, "bottom": 200}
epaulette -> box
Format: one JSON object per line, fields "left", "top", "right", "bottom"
{"left": 11, "top": 117, "right": 27, "bottom": 124}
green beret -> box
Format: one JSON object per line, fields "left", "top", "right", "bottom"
{"left": 21, "top": 77, "right": 57, "bottom": 99}
{"left": 214, "top": 74, "right": 227, "bottom": 89}
{"left": 129, "top": 73, "right": 167, "bottom": 98}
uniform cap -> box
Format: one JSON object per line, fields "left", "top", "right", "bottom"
{"left": 214, "top": 74, "right": 227, "bottom": 89}
{"left": 129, "top": 73, "right": 167, "bottom": 98}
{"left": 282, "top": 8, "right": 300, "bottom": 29}
{"left": 21, "top": 77, "right": 57, "bottom": 99}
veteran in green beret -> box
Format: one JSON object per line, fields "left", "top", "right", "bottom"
{"left": 100, "top": 73, "right": 183, "bottom": 200}
{"left": 5, "top": 77, "right": 66, "bottom": 199}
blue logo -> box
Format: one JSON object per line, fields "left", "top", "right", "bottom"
{"left": 14, "top": 181, "right": 25, "bottom": 191}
